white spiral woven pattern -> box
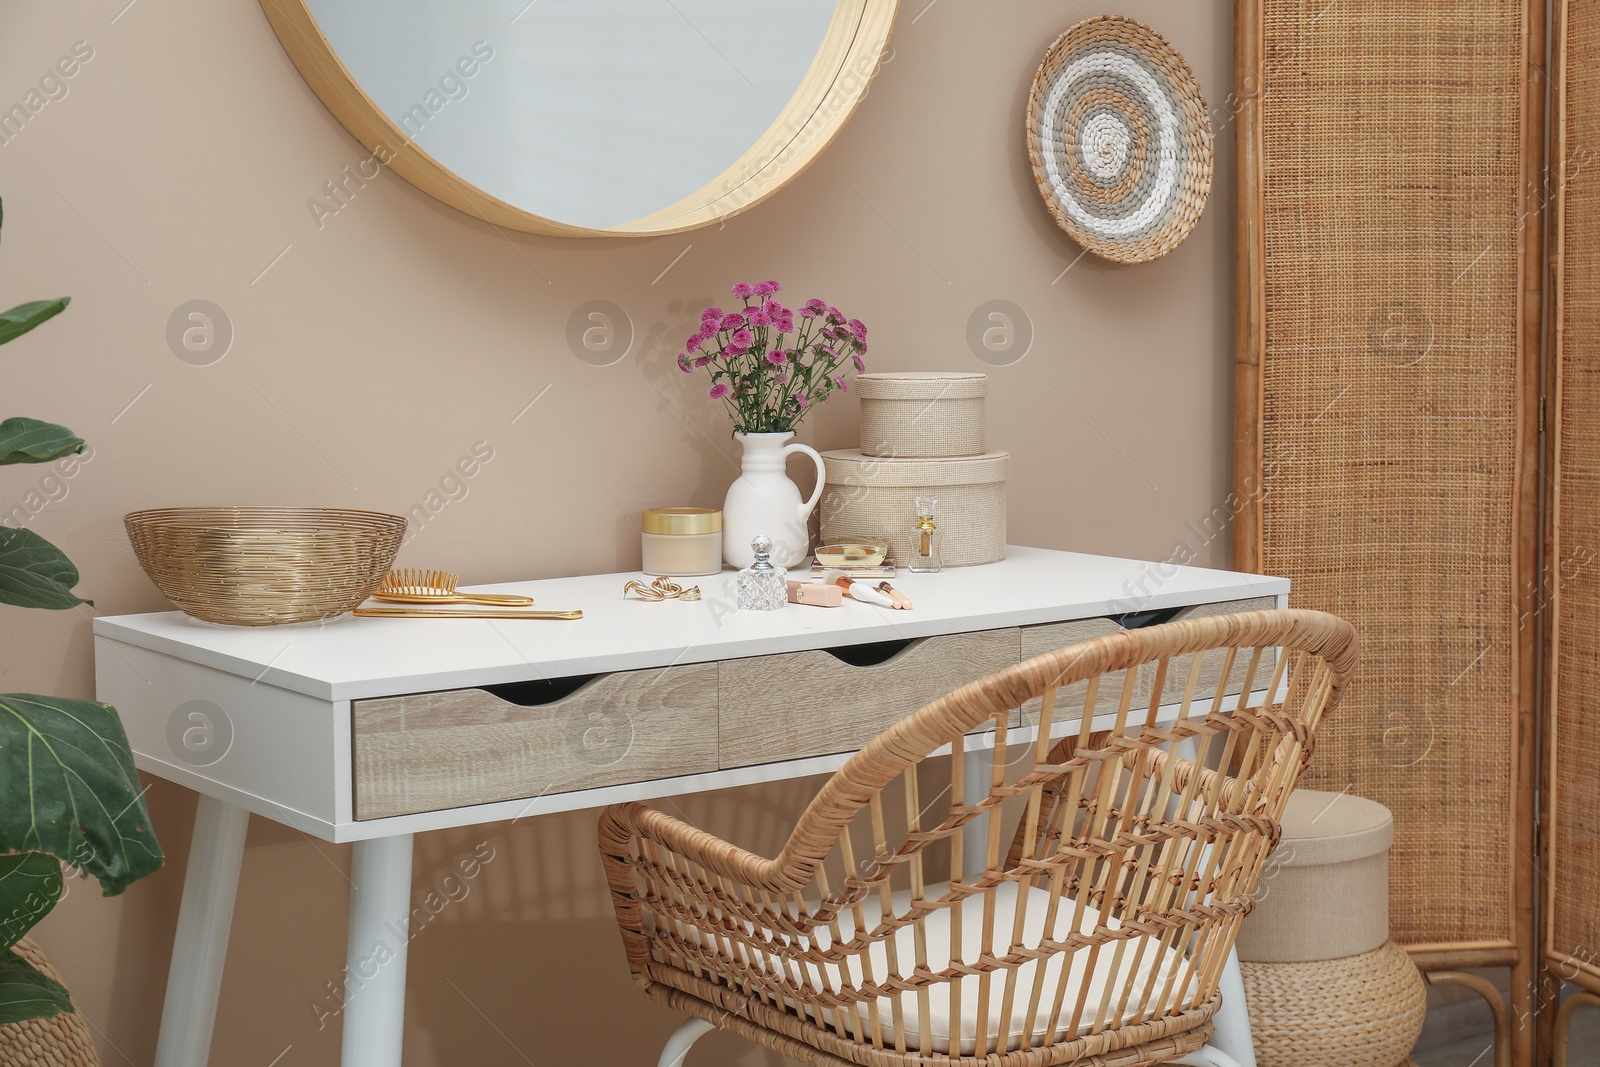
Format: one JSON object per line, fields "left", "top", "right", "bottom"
{"left": 1027, "top": 17, "right": 1214, "bottom": 264}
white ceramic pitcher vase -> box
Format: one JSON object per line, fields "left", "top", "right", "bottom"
{"left": 722, "top": 432, "right": 825, "bottom": 569}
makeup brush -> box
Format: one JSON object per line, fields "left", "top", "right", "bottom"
{"left": 821, "top": 569, "right": 897, "bottom": 608}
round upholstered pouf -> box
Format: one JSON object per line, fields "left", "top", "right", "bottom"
{"left": 1242, "top": 941, "right": 1427, "bottom": 1067}
{"left": 1026, "top": 16, "right": 1214, "bottom": 264}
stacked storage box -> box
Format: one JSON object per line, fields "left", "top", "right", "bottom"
{"left": 820, "top": 372, "right": 1009, "bottom": 567}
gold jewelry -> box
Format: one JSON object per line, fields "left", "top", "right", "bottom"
{"left": 623, "top": 576, "right": 702, "bottom": 602}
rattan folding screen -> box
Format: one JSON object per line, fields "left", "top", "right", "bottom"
{"left": 1545, "top": 2, "right": 1600, "bottom": 1062}
{"left": 1234, "top": 1, "right": 1546, "bottom": 1063}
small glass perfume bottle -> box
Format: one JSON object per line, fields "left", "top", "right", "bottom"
{"left": 908, "top": 496, "right": 943, "bottom": 573}
{"left": 736, "top": 535, "right": 788, "bottom": 610}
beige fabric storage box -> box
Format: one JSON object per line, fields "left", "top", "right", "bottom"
{"left": 1238, "top": 789, "right": 1393, "bottom": 963}
{"left": 820, "top": 450, "right": 1008, "bottom": 567}
{"left": 856, "top": 372, "right": 987, "bottom": 458}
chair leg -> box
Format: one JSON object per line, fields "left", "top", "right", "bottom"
{"left": 657, "top": 1018, "right": 716, "bottom": 1067}
{"left": 1170, "top": 1046, "right": 1246, "bottom": 1067}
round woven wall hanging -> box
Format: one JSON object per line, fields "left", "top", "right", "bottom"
{"left": 1026, "top": 16, "right": 1214, "bottom": 264}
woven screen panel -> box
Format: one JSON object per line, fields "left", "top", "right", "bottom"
{"left": 1551, "top": 0, "right": 1600, "bottom": 979}
{"left": 1257, "top": 1, "right": 1525, "bottom": 946}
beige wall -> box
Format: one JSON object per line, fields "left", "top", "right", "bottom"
{"left": 2, "top": 2, "right": 1233, "bottom": 1064}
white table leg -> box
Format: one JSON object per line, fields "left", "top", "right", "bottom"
{"left": 1211, "top": 952, "right": 1258, "bottom": 1067}
{"left": 154, "top": 794, "right": 251, "bottom": 1067}
{"left": 341, "top": 834, "right": 414, "bottom": 1067}
{"left": 1169, "top": 736, "right": 1258, "bottom": 1067}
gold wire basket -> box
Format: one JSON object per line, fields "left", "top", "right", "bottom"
{"left": 124, "top": 506, "right": 407, "bottom": 626}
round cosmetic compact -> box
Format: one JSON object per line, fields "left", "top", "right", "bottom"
{"left": 641, "top": 507, "right": 724, "bottom": 577}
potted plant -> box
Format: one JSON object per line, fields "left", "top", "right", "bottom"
{"left": 0, "top": 196, "right": 163, "bottom": 1033}
{"left": 676, "top": 280, "right": 869, "bottom": 568}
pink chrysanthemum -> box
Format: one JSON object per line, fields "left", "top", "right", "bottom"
{"left": 720, "top": 312, "right": 745, "bottom": 331}
{"left": 747, "top": 309, "right": 772, "bottom": 327}
{"left": 852, "top": 353, "right": 866, "bottom": 373}
{"left": 694, "top": 355, "right": 713, "bottom": 367}
{"left": 701, "top": 306, "right": 723, "bottom": 323}
{"left": 709, "top": 382, "right": 730, "bottom": 400}
{"left": 835, "top": 376, "right": 848, "bottom": 391}
{"left": 766, "top": 349, "right": 786, "bottom": 366}
{"left": 731, "top": 282, "right": 754, "bottom": 298}
{"left": 754, "top": 280, "right": 781, "bottom": 296}
{"left": 677, "top": 353, "right": 693, "bottom": 373}
{"left": 795, "top": 393, "right": 809, "bottom": 409}
{"left": 731, "top": 328, "right": 754, "bottom": 347}
{"left": 848, "top": 319, "right": 868, "bottom": 343}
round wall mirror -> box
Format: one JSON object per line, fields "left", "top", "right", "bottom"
{"left": 260, "top": 0, "right": 898, "bottom": 236}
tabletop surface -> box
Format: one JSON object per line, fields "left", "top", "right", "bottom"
{"left": 92, "top": 546, "right": 1288, "bottom": 701}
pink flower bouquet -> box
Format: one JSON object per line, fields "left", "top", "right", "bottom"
{"left": 678, "top": 280, "right": 868, "bottom": 433}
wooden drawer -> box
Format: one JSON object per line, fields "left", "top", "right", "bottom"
{"left": 1017, "top": 597, "right": 1282, "bottom": 726}
{"left": 717, "top": 629, "right": 1020, "bottom": 768}
{"left": 353, "top": 663, "right": 718, "bottom": 820}
{"left": 1147, "top": 596, "right": 1281, "bottom": 707}
{"left": 1019, "top": 616, "right": 1127, "bottom": 725}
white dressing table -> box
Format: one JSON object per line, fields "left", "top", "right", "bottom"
{"left": 93, "top": 546, "right": 1287, "bottom": 1067}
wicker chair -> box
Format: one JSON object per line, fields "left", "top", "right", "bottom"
{"left": 599, "top": 609, "right": 1358, "bottom": 1067}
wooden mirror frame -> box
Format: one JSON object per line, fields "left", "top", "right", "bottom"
{"left": 259, "top": 0, "right": 899, "bottom": 237}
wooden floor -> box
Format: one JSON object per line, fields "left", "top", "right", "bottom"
{"left": 728, "top": 981, "right": 1600, "bottom": 1065}
{"left": 1411, "top": 983, "right": 1600, "bottom": 1066}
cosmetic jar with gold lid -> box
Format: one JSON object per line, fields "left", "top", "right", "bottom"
{"left": 641, "top": 507, "right": 723, "bottom": 577}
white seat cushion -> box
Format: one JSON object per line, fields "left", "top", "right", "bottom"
{"left": 782, "top": 880, "right": 1197, "bottom": 1055}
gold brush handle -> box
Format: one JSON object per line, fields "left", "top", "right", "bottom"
{"left": 371, "top": 592, "right": 536, "bottom": 606}
{"left": 354, "top": 607, "right": 582, "bottom": 620}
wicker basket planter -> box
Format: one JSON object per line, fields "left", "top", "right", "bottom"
{"left": 1241, "top": 942, "right": 1426, "bottom": 1067}
{"left": 819, "top": 449, "right": 1008, "bottom": 568}
{"left": 856, "top": 372, "right": 987, "bottom": 458}
{"left": 0, "top": 937, "right": 101, "bottom": 1067}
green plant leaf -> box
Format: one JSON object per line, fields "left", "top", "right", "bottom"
{"left": 0, "top": 948, "right": 73, "bottom": 1023}
{"left": 0, "top": 853, "right": 63, "bottom": 952}
{"left": 0, "top": 418, "right": 84, "bottom": 466}
{"left": 0, "top": 528, "right": 87, "bottom": 609}
{"left": 0, "top": 299, "right": 70, "bottom": 348}
{"left": 0, "top": 694, "right": 163, "bottom": 895}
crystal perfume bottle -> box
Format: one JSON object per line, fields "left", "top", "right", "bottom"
{"left": 908, "top": 496, "right": 943, "bottom": 573}
{"left": 736, "top": 535, "right": 788, "bottom": 610}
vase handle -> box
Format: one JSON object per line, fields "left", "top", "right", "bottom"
{"left": 785, "top": 441, "right": 827, "bottom": 523}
